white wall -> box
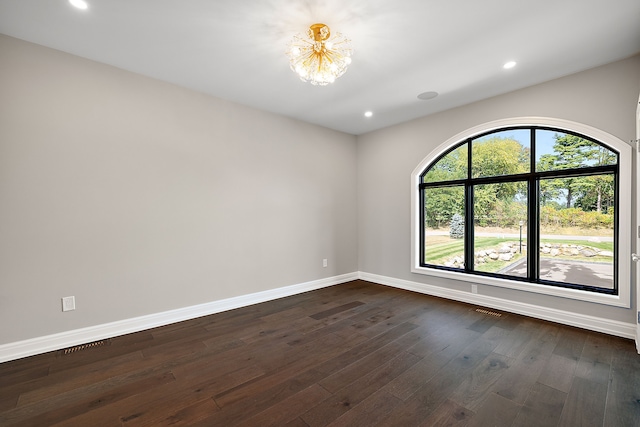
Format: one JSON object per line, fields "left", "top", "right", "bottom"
{"left": 1, "top": 32, "right": 638, "bottom": 354}
{"left": 0, "top": 35, "right": 358, "bottom": 345}
{"left": 357, "top": 55, "right": 640, "bottom": 325}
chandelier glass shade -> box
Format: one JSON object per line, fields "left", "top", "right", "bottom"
{"left": 286, "top": 23, "right": 353, "bottom": 86}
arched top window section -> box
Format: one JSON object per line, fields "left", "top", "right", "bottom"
{"left": 422, "top": 128, "right": 618, "bottom": 184}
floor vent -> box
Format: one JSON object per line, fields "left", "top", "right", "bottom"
{"left": 475, "top": 308, "right": 502, "bottom": 317}
{"left": 62, "top": 340, "right": 109, "bottom": 355}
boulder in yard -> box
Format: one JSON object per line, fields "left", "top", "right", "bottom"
{"left": 498, "top": 253, "right": 513, "bottom": 262}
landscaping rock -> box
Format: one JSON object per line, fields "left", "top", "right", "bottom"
{"left": 498, "top": 253, "right": 513, "bottom": 261}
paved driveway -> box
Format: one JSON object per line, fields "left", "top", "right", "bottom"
{"left": 500, "top": 258, "right": 614, "bottom": 289}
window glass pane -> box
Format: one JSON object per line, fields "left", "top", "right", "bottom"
{"left": 423, "top": 143, "right": 468, "bottom": 183}
{"left": 472, "top": 129, "right": 530, "bottom": 178}
{"left": 424, "top": 186, "right": 465, "bottom": 268}
{"left": 539, "top": 175, "right": 615, "bottom": 289}
{"left": 473, "top": 182, "right": 528, "bottom": 278}
{"left": 536, "top": 130, "right": 617, "bottom": 172}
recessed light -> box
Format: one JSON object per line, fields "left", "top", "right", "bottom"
{"left": 69, "top": 0, "right": 88, "bottom": 10}
{"left": 364, "top": 111, "right": 373, "bottom": 118}
{"left": 417, "top": 91, "right": 438, "bottom": 101}
{"left": 503, "top": 61, "right": 517, "bottom": 69}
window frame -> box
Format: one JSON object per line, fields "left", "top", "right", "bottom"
{"left": 411, "top": 117, "right": 632, "bottom": 308}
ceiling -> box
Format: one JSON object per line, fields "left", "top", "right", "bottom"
{"left": 1, "top": 0, "right": 639, "bottom": 135}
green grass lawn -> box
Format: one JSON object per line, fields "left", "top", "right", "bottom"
{"left": 425, "top": 235, "right": 613, "bottom": 271}
{"left": 425, "top": 236, "right": 525, "bottom": 263}
{"left": 538, "top": 238, "right": 612, "bottom": 251}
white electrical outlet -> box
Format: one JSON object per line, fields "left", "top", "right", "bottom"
{"left": 471, "top": 284, "right": 478, "bottom": 294}
{"left": 323, "top": 259, "right": 328, "bottom": 268}
{"left": 62, "top": 296, "right": 76, "bottom": 312}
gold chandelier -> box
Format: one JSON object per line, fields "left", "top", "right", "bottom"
{"left": 286, "top": 23, "right": 353, "bottom": 86}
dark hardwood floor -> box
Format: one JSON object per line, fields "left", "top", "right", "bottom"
{"left": 1, "top": 280, "right": 639, "bottom": 426}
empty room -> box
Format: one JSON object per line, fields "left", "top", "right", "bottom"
{"left": 1, "top": 1, "right": 639, "bottom": 426}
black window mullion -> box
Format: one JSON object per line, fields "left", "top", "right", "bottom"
{"left": 529, "top": 129, "right": 537, "bottom": 281}
{"left": 530, "top": 178, "right": 539, "bottom": 281}
{"left": 536, "top": 164, "right": 617, "bottom": 180}
{"left": 419, "top": 187, "right": 425, "bottom": 265}
{"left": 466, "top": 139, "right": 473, "bottom": 272}
{"left": 465, "top": 184, "right": 474, "bottom": 272}
{"left": 419, "top": 178, "right": 467, "bottom": 190}
{"left": 613, "top": 172, "right": 620, "bottom": 292}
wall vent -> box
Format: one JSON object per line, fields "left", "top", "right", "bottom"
{"left": 475, "top": 308, "right": 503, "bottom": 317}
{"left": 61, "top": 339, "right": 109, "bottom": 355}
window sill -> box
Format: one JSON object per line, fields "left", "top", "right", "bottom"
{"left": 411, "top": 265, "right": 630, "bottom": 308}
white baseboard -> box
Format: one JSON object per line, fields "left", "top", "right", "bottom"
{"left": 358, "top": 271, "right": 637, "bottom": 340}
{"left": 0, "top": 272, "right": 358, "bottom": 363}
{"left": 2, "top": 270, "right": 634, "bottom": 363}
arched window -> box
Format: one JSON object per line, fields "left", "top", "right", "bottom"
{"left": 412, "top": 118, "right": 632, "bottom": 307}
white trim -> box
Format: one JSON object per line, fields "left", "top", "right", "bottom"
{"left": 635, "top": 94, "right": 640, "bottom": 354}
{"left": 411, "top": 117, "right": 632, "bottom": 308}
{"left": 0, "top": 272, "right": 358, "bottom": 363}
{"left": 410, "top": 265, "right": 627, "bottom": 306}
{"left": 359, "top": 271, "right": 636, "bottom": 339}
{"left": 2, "top": 269, "right": 633, "bottom": 364}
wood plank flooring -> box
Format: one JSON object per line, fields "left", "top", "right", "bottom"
{"left": 0, "top": 280, "right": 639, "bottom": 426}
